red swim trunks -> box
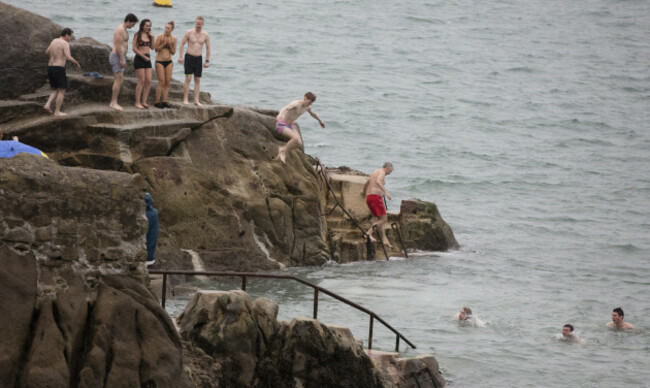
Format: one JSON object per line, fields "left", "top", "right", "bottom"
{"left": 366, "top": 194, "right": 386, "bottom": 217}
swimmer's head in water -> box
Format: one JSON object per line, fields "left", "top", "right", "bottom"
{"left": 562, "top": 324, "right": 574, "bottom": 337}
{"left": 459, "top": 306, "right": 473, "bottom": 320}
{"left": 612, "top": 307, "right": 625, "bottom": 324}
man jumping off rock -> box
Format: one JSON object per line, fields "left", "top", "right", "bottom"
{"left": 274, "top": 92, "right": 325, "bottom": 163}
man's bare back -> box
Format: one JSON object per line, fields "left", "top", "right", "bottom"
{"left": 46, "top": 38, "right": 72, "bottom": 67}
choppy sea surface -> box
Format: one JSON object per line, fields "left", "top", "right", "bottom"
{"left": 8, "top": 0, "right": 650, "bottom": 386}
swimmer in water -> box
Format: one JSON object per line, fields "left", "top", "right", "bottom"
{"left": 560, "top": 324, "right": 585, "bottom": 344}
{"left": 606, "top": 307, "right": 635, "bottom": 330}
{"left": 454, "top": 306, "right": 473, "bottom": 321}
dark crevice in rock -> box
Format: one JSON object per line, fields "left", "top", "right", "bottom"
{"left": 69, "top": 301, "right": 93, "bottom": 388}
{"left": 103, "top": 339, "right": 114, "bottom": 388}
{"left": 15, "top": 305, "right": 41, "bottom": 387}
{"left": 51, "top": 301, "right": 70, "bottom": 365}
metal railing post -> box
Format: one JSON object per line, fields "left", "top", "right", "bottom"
{"left": 368, "top": 315, "right": 374, "bottom": 350}
{"left": 161, "top": 273, "right": 167, "bottom": 308}
{"left": 395, "top": 335, "right": 400, "bottom": 352}
{"left": 241, "top": 275, "right": 247, "bottom": 291}
{"left": 313, "top": 288, "right": 319, "bottom": 319}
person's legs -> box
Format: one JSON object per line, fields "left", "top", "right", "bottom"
{"left": 163, "top": 63, "right": 173, "bottom": 103}
{"left": 193, "top": 76, "right": 202, "bottom": 106}
{"left": 110, "top": 72, "right": 124, "bottom": 111}
{"left": 44, "top": 90, "right": 57, "bottom": 113}
{"left": 142, "top": 67, "right": 152, "bottom": 108}
{"left": 365, "top": 218, "right": 379, "bottom": 242}
{"left": 276, "top": 127, "right": 303, "bottom": 163}
{"left": 134, "top": 68, "right": 145, "bottom": 109}
{"left": 376, "top": 215, "right": 392, "bottom": 247}
{"left": 183, "top": 74, "right": 192, "bottom": 105}
{"left": 54, "top": 89, "right": 67, "bottom": 116}
{"left": 154, "top": 62, "right": 165, "bottom": 105}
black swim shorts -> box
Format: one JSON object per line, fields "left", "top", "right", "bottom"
{"left": 184, "top": 53, "right": 203, "bottom": 77}
{"left": 134, "top": 53, "right": 152, "bottom": 70}
{"left": 47, "top": 66, "right": 67, "bottom": 90}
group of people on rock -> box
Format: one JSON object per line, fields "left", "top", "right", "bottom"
{"left": 108, "top": 13, "right": 210, "bottom": 110}
{"left": 43, "top": 14, "right": 211, "bottom": 115}
{"left": 454, "top": 306, "right": 636, "bottom": 344}
{"left": 43, "top": 14, "right": 397, "bottom": 246}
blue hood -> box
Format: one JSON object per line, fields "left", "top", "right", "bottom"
{"left": 145, "top": 192, "right": 154, "bottom": 210}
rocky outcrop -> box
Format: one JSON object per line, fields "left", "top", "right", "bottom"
{"left": 324, "top": 172, "right": 458, "bottom": 262}
{"left": 0, "top": 2, "right": 62, "bottom": 99}
{"left": 177, "top": 290, "right": 446, "bottom": 387}
{"left": 0, "top": 155, "right": 191, "bottom": 387}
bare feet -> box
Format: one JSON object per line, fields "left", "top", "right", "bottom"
{"left": 194, "top": 100, "right": 203, "bottom": 107}
{"left": 183, "top": 100, "right": 190, "bottom": 105}
{"left": 109, "top": 103, "right": 124, "bottom": 111}
{"left": 54, "top": 111, "right": 67, "bottom": 117}
{"left": 43, "top": 105, "right": 53, "bottom": 114}
{"left": 135, "top": 104, "right": 145, "bottom": 109}
{"left": 142, "top": 103, "right": 150, "bottom": 109}
{"left": 278, "top": 152, "right": 286, "bottom": 164}
{"left": 382, "top": 240, "right": 393, "bottom": 248}
{"left": 367, "top": 234, "right": 377, "bottom": 242}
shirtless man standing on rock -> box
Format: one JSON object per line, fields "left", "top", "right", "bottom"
{"left": 362, "top": 162, "right": 394, "bottom": 247}
{"left": 178, "top": 16, "right": 211, "bottom": 106}
{"left": 274, "top": 92, "right": 325, "bottom": 163}
{"left": 109, "top": 13, "right": 138, "bottom": 111}
{"left": 44, "top": 28, "right": 80, "bottom": 116}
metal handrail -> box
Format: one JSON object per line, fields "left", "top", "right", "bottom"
{"left": 149, "top": 269, "right": 416, "bottom": 352}
{"left": 314, "top": 160, "right": 368, "bottom": 238}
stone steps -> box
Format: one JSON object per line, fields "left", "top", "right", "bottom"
{"left": 87, "top": 118, "right": 202, "bottom": 139}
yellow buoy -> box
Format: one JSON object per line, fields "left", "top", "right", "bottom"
{"left": 153, "top": 0, "right": 172, "bottom": 7}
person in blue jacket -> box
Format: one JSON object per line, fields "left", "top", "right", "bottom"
{"left": 145, "top": 193, "right": 159, "bottom": 266}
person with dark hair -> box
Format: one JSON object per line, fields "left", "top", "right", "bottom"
{"left": 145, "top": 192, "right": 158, "bottom": 267}
{"left": 274, "top": 92, "right": 325, "bottom": 163}
{"left": 154, "top": 21, "right": 177, "bottom": 108}
{"left": 43, "top": 28, "right": 80, "bottom": 116}
{"left": 561, "top": 324, "right": 585, "bottom": 344}
{"left": 133, "top": 19, "right": 154, "bottom": 109}
{"left": 109, "top": 13, "right": 138, "bottom": 111}
{"left": 178, "top": 16, "right": 210, "bottom": 106}
{"left": 607, "top": 307, "right": 635, "bottom": 329}
{"left": 362, "top": 162, "right": 394, "bottom": 247}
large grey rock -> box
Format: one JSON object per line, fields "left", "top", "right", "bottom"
{"left": 176, "top": 290, "right": 445, "bottom": 388}
{"left": 0, "top": 2, "right": 61, "bottom": 99}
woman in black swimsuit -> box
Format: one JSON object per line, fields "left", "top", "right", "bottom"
{"left": 154, "top": 21, "right": 177, "bottom": 108}
{"left": 133, "top": 19, "right": 154, "bottom": 109}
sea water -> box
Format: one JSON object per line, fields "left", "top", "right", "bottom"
{"left": 7, "top": 0, "right": 649, "bottom": 386}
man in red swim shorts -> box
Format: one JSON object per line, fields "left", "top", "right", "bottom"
{"left": 362, "top": 162, "right": 394, "bottom": 247}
